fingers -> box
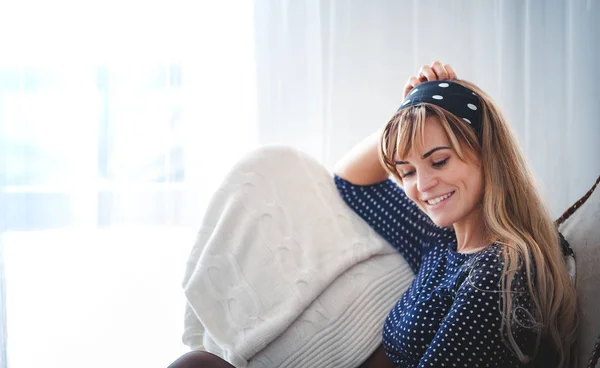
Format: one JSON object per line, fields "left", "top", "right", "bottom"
{"left": 403, "top": 61, "right": 458, "bottom": 99}
{"left": 443, "top": 63, "right": 457, "bottom": 79}
{"left": 403, "top": 76, "right": 420, "bottom": 99}
{"left": 418, "top": 65, "right": 437, "bottom": 82}
{"left": 422, "top": 61, "right": 457, "bottom": 81}
{"left": 430, "top": 61, "right": 449, "bottom": 80}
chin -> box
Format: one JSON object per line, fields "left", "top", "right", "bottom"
{"left": 425, "top": 213, "right": 456, "bottom": 228}
{"left": 415, "top": 202, "right": 457, "bottom": 228}
{"left": 431, "top": 218, "right": 453, "bottom": 228}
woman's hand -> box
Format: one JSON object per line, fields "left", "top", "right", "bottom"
{"left": 403, "top": 61, "right": 457, "bottom": 99}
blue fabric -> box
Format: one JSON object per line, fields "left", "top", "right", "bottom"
{"left": 334, "top": 175, "right": 535, "bottom": 368}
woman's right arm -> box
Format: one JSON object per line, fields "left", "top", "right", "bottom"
{"left": 332, "top": 62, "right": 457, "bottom": 271}
{"left": 334, "top": 61, "right": 456, "bottom": 185}
{"left": 333, "top": 129, "right": 390, "bottom": 185}
{"left": 332, "top": 133, "right": 429, "bottom": 273}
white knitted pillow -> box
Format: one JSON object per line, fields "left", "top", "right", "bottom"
{"left": 185, "top": 251, "right": 413, "bottom": 368}
{"left": 182, "top": 146, "right": 415, "bottom": 368}
{"left": 247, "top": 252, "right": 412, "bottom": 368}
{"left": 557, "top": 176, "right": 600, "bottom": 368}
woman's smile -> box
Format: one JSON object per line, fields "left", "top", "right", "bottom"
{"left": 423, "top": 190, "right": 455, "bottom": 209}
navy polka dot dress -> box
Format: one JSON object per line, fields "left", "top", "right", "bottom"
{"left": 334, "top": 175, "right": 537, "bottom": 367}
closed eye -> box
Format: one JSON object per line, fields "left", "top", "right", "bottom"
{"left": 401, "top": 170, "right": 415, "bottom": 178}
{"left": 433, "top": 158, "right": 449, "bottom": 168}
{"left": 398, "top": 158, "right": 449, "bottom": 178}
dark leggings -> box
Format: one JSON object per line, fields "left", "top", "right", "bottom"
{"left": 167, "top": 351, "right": 235, "bottom": 368}
{"left": 167, "top": 346, "right": 394, "bottom": 368}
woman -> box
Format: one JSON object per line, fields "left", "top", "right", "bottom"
{"left": 169, "top": 61, "right": 578, "bottom": 368}
{"left": 333, "top": 61, "right": 578, "bottom": 367}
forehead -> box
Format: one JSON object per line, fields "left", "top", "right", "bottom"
{"left": 399, "top": 117, "right": 451, "bottom": 160}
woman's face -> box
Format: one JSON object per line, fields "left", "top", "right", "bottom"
{"left": 395, "top": 117, "right": 484, "bottom": 228}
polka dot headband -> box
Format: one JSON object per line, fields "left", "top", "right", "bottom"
{"left": 397, "top": 80, "right": 483, "bottom": 139}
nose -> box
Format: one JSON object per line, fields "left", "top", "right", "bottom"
{"left": 416, "top": 169, "right": 438, "bottom": 193}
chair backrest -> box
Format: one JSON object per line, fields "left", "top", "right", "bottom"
{"left": 587, "top": 337, "right": 600, "bottom": 368}
{"left": 556, "top": 175, "right": 600, "bottom": 368}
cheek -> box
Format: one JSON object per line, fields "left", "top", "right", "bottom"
{"left": 475, "top": 178, "right": 485, "bottom": 201}
{"left": 466, "top": 169, "right": 485, "bottom": 201}
{"left": 403, "top": 182, "right": 421, "bottom": 207}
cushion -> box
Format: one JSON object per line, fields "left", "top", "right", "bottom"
{"left": 182, "top": 146, "right": 414, "bottom": 367}
{"left": 557, "top": 176, "right": 600, "bottom": 368}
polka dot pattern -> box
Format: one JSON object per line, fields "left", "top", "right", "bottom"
{"left": 334, "top": 175, "right": 536, "bottom": 367}
{"left": 396, "top": 80, "right": 483, "bottom": 140}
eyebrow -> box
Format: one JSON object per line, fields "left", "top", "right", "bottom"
{"left": 394, "top": 146, "right": 451, "bottom": 165}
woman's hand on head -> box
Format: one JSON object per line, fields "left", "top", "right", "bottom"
{"left": 403, "top": 61, "right": 457, "bottom": 99}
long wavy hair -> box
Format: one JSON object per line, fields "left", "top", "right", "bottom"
{"left": 379, "top": 79, "right": 579, "bottom": 367}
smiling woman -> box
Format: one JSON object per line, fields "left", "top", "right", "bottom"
{"left": 334, "top": 62, "right": 579, "bottom": 367}
{"left": 391, "top": 118, "right": 485, "bottom": 238}
{"left": 171, "top": 61, "right": 582, "bottom": 368}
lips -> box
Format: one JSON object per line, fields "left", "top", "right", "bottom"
{"left": 424, "top": 191, "right": 455, "bottom": 206}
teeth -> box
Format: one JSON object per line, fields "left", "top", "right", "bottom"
{"left": 426, "top": 192, "right": 453, "bottom": 205}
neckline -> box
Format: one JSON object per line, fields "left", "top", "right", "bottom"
{"left": 447, "top": 239, "right": 496, "bottom": 257}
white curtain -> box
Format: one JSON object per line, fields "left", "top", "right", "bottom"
{"left": 1, "top": 1, "right": 599, "bottom": 368}
{"left": 0, "top": 1, "right": 258, "bottom": 367}
{"left": 254, "top": 0, "right": 600, "bottom": 217}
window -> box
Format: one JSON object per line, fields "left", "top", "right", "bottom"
{"left": 0, "top": 2, "right": 257, "bottom": 367}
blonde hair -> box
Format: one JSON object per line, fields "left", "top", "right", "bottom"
{"left": 379, "top": 79, "right": 579, "bottom": 367}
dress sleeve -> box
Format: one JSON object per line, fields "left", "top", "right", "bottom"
{"left": 334, "top": 174, "right": 436, "bottom": 273}
{"left": 417, "top": 250, "right": 535, "bottom": 367}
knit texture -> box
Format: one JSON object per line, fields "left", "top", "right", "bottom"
{"left": 182, "top": 146, "right": 414, "bottom": 367}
